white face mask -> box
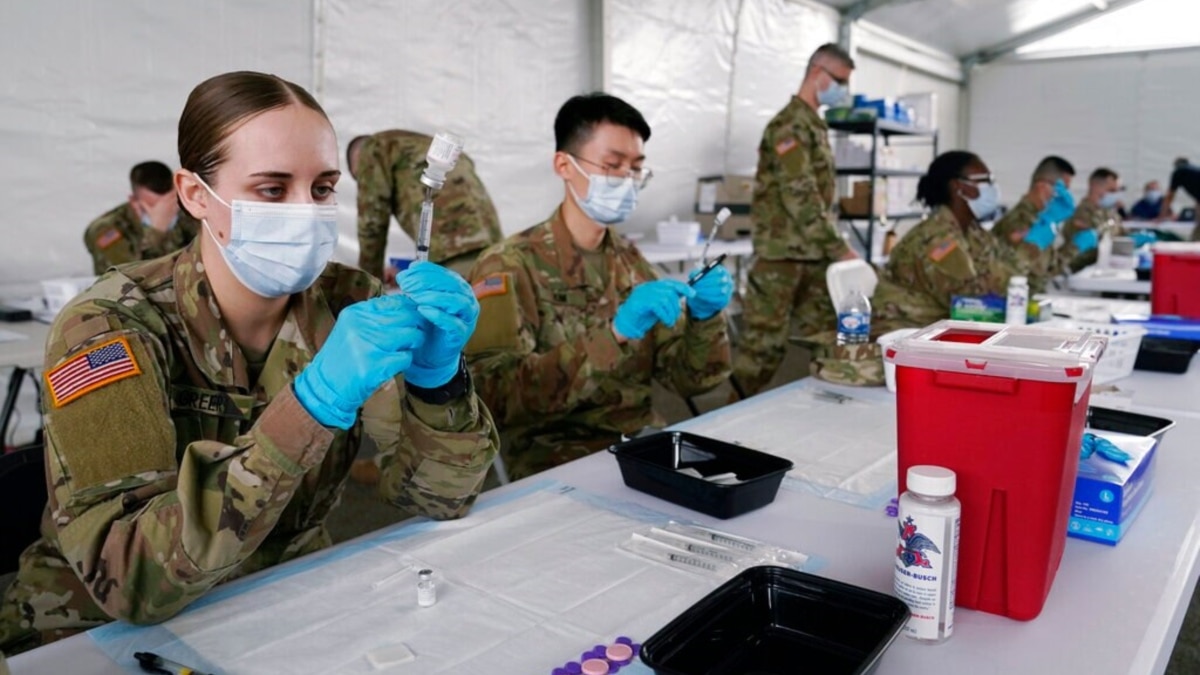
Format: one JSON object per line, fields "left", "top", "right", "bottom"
{"left": 817, "top": 77, "right": 849, "bottom": 107}
{"left": 1098, "top": 192, "right": 1120, "bottom": 209}
{"left": 194, "top": 174, "right": 339, "bottom": 298}
{"left": 565, "top": 155, "right": 639, "bottom": 226}
{"left": 964, "top": 182, "right": 1001, "bottom": 221}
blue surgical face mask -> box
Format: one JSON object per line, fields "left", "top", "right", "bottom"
{"left": 566, "top": 155, "right": 639, "bottom": 226}
{"left": 1146, "top": 189, "right": 1163, "bottom": 202}
{"left": 963, "top": 182, "right": 1001, "bottom": 221}
{"left": 140, "top": 212, "right": 179, "bottom": 230}
{"left": 194, "top": 174, "right": 339, "bottom": 298}
{"left": 1098, "top": 192, "right": 1120, "bottom": 209}
{"left": 818, "top": 78, "right": 849, "bottom": 107}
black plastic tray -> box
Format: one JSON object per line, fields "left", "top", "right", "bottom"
{"left": 608, "top": 431, "right": 793, "bottom": 519}
{"left": 641, "top": 566, "right": 910, "bottom": 675}
{"left": 1087, "top": 406, "right": 1175, "bottom": 439}
{"left": 1134, "top": 337, "right": 1198, "bottom": 374}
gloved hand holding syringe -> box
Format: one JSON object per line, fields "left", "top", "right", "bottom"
{"left": 415, "top": 131, "right": 466, "bottom": 262}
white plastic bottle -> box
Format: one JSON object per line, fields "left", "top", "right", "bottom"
{"left": 836, "top": 288, "right": 872, "bottom": 346}
{"left": 1005, "top": 275, "right": 1028, "bottom": 326}
{"left": 894, "top": 465, "right": 960, "bottom": 644}
{"left": 417, "top": 568, "right": 437, "bottom": 607}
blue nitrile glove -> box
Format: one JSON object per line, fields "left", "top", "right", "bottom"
{"left": 294, "top": 295, "right": 426, "bottom": 429}
{"left": 395, "top": 261, "right": 480, "bottom": 389}
{"left": 1023, "top": 214, "right": 1057, "bottom": 251}
{"left": 1131, "top": 230, "right": 1158, "bottom": 248}
{"left": 614, "top": 279, "right": 695, "bottom": 340}
{"left": 687, "top": 264, "right": 734, "bottom": 320}
{"left": 1042, "top": 179, "right": 1076, "bottom": 223}
{"left": 1072, "top": 228, "right": 1099, "bottom": 253}
{"left": 1080, "top": 432, "right": 1133, "bottom": 466}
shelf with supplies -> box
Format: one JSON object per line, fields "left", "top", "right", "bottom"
{"left": 829, "top": 116, "right": 938, "bottom": 263}
{"left": 835, "top": 167, "right": 925, "bottom": 178}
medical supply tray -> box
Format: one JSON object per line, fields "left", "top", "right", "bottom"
{"left": 608, "top": 431, "right": 792, "bottom": 519}
{"left": 640, "top": 565, "right": 909, "bottom": 675}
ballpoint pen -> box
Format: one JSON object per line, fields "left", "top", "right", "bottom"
{"left": 135, "top": 651, "right": 213, "bottom": 675}
{"left": 687, "top": 253, "right": 728, "bottom": 286}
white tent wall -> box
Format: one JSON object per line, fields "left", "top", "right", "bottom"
{"left": 969, "top": 49, "right": 1200, "bottom": 214}
{"left": 0, "top": 1, "right": 313, "bottom": 293}
{"left": 320, "top": 0, "right": 593, "bottom": 264}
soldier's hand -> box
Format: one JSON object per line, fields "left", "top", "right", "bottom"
{"left": 614, "top": 279, "right": 695, "bottom": 341}
{"left": 686, "top": 264, "right": 733, "bottom": 320}
{"left": 293, "top": 295, "right": 426, "bottom": 429}
{"left": 383, "top": 265, "right": 399, "bottom": 287}
{"left": 144, "top": 192, "right": 180, "bottom": 232}
{"left": 396, "top": 262, "right": 479, "bottom": 389}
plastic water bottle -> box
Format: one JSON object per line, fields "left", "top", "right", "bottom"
{"left": 895, "top": 465, "right": 961, "bottom": 644}
{"left": 1005, "top": 275, "right": 1028, "bottom": 326}
{"left": 836, "top": 289, "right": 871, "bottom": 345}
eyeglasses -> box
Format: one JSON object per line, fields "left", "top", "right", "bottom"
{"left": 817, "top": 63, "right": 849, "bottom": 86}
{"left": 958, "top": 173, "right": 995, "bottom": 185}
{"left": 570, "top": 155, "right": 653, "bottom": 189}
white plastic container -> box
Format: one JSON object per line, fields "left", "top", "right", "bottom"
{"left": 1005, "top": 275, "right": 1028, "bottom": 326}
{"left": 895, "top": 465, "right": 960, "bottom": 644}
{"left": 1044, "top": 319, "right": 1146, "bottom": 384}
{"left": 656, "top": 216, "right": 702, "bottom": 246}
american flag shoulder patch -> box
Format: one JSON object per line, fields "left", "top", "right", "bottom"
{"left": 45, "top": 336, "right": 141, "bottom": 408}
{"left": 928, "top": 237, "right": 959, "bottom": 262}
{"left": 472, "top": 274, "right": 509, "bottom": 300}
{"left": 775, "top": 137, "right": 798, "bottom": 156}
{"left": 96, "top": 228, "right": 123, "bottom": 249}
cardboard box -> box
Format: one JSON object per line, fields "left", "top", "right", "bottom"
{"left": 1069, "top": 431, "right": 1159, "bottom": 545}
{"left": 695, "top": 175, "right": 754, "bottom": 240}
{"left": 838, "top": 180, "right": 887, "bottom": 218}
{"left": 949, "top": 294, "right": 1005, "bottom": 323}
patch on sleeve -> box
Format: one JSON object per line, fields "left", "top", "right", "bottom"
{"left": 472, "top": 273, "right": 510, "bottom": 300}
{"left": 95, "top": 228, "right": 123, "bottom": 249}
{"left": 928, "top": 237, "right": 959, "bottom": 262}
{"left": 775, "top": 137, "right": 798, "bottom": 156}
{"left": 45, "top": 336, "right": 141, "bottom": 408}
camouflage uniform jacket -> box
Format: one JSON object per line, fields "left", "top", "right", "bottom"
{"left": 84, "top": 203, "right": 201, "bottom": 275}
{"left": 464, "top": 208, "right": 731, "bottom": 479}
{"left": 873, "top": 206, "right": 1022, "bottom": 333}
{"left": 356, "top": 130, "right": 503, "bottom": 278}
{"left": 0, "top": 241, "right": 497, "bottom": 652}
{"left": 1060, "top": 199, "right": 1123, "bottom": 271}
{"left": 752, "top": 97, "right": 850, "bottom": 261}
{"left": 992, "top": 196, "right": 1058, "bottom": 292}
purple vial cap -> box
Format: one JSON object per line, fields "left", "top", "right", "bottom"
{"left": 566, "top": 662, "right": 583, "bottom": 674}
{"left": 609, "top": 665, "right": 622, "bottom": 673}
{"left": 553, "top": 669, "right": 568, "bottom": 675}
{"left": 615, "top": 636, "right": 633, "bottom": 646}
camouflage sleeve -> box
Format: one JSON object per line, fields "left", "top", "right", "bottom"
{"left": 84, "top": 222, "right": 138, "bottom": 275}
{"left": 42, "top": 295, "right": 337, "bottom": 625}
{"left": 645, "top": 258, "right": 731, "bottom": 397}
{"left": 992, "top": 196, "right": 1040, "bottom": 245}
{"left": 140, "top": 226, "right": 172, "bottom": 259}
{"left": 772, "top": 125, "right": 850, "bottom": 260}
{"left": 356, "top": 139, "right": 395, "bottom": 279}
{"left": 464, "top": 247, "right": 629, "bottom": 429}
{"left": 359, "top": 376, "right": 498, "bottom": 521}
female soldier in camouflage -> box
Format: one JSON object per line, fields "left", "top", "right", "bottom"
{"left": 872, "top": 151, "right": 1023, "bottom": 333}
{"left": 0, "top": 71, "right": 498, "bottom": 654}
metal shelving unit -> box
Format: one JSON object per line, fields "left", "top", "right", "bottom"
{"left": 830, "top": 119, "right": 938, "bottom": 261}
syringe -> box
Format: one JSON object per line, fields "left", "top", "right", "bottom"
{"left": 415, "top": 132, "right": 465, "bottom": 262}
{"left": 699, "top": 207, "right": 733, "bottom": 265}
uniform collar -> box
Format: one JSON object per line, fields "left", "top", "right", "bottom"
{"left": 545, "top": 205, "right": 631, "bottom": 288}
{"left": 171, "top": 241, "right": 330, "bottom": 392}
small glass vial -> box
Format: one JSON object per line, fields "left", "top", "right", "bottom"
{"left": 894, "top": 465, "right": 960, "bottom": 644}
{"left": 416, "top": 568, "right": 437, "bottom": 608}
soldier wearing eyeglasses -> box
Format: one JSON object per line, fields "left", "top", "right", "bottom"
{"left": 463, "top": 93, "right": 733, "bottom": 482}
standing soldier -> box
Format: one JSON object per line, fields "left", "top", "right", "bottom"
{"left": 465, "top": 93, "right": 733, "bottom": 481}
{"left": 348, "top": 130, "right": 503, "bottom": 281}
{"left": 83, "top": 161, "right": 200, "bottom": 274}
{"left": 732, "top": 43, "right": 858, "bottom": 399}
{"left": 1060, "top": 168, "right": 1124, "bottom": 272}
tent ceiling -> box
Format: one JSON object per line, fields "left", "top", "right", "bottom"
{"left": 815, "top": 0, "right": 1139, "bottom": 58}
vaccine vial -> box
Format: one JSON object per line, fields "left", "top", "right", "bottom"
{"left": 416, "top": 568, "right": 437, "bottom": 608}
{"left": 419, "top": 131, "right": 465, "bottom": 190}
{"left": 894, "top": 465, "right": 960, "bottom": 644}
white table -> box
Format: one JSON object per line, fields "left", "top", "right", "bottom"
{"left": 13, "top": 377, "right": 1200, "bottom": 675}
{"left": 634, "top": 237, "right": 753, "bottom": 267}
{"left": 1068, "top": 266, "right": 1152, "bottom": 296}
